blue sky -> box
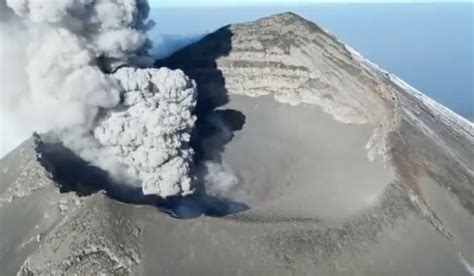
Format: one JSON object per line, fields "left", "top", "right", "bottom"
{"left": 149, "top": 0, "right": 473, "bottom": 7}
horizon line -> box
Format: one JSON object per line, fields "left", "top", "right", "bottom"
{"left": 149, "top": 1, "right": 473, "bottom": 8}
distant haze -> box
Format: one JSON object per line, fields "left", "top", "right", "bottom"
{"left": 149, "top": 3, "right": 473, "bottom": 120}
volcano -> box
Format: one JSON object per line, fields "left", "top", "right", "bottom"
{"left": 1, "top": 13, "right": 473, "bottom": 275}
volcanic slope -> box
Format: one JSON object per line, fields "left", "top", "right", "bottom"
{"left": 1, "top": 12, "right": 473, "bottom": 275}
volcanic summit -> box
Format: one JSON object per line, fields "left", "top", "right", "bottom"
{"left": 1, "top": 12, "right": 473, "bottom": 275}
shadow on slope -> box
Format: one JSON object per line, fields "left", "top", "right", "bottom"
{"left": 156, "top": 26, "right": 247, "bottom": 191}
{"left": 34, "top": 133, "right": 248, "bottom": 219}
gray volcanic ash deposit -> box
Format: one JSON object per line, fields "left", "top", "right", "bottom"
{"left": 1, "top": 10, "right": 473, "bottom": 276}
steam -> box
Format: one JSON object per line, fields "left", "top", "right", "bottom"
{"left": 0, "top": 0, "right": 198, "bottom": 197}
{"left": 203, "top": 161, "right": 250, "bottom": 202}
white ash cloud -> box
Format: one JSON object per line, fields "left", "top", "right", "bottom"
{"left": 203, "top": 161, "right": 251, "bottom": 203}
{"left": 0, "top": 0, "right": 199, "bottom": 198}
{"left": 1, "top": 0, "right": 149, "bottom": 148}
{"left": 95, "top": 67, "right": 197, "bottom": 197}
{"left": 0, "top": 0, "right": 30, "bottom": 156}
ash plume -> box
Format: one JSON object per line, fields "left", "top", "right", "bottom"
{"left": 0, "top": 0, "right": 198, "bottom": 197}
{"left": 95, "top": 67, "right": 197, "bottom": 197}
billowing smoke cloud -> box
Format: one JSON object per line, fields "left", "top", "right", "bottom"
{"left": 95, "top": 67, "right": 197, "bottom": 197}
{"left": 0, "top": 0, "right": 198, "bottom": 198}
